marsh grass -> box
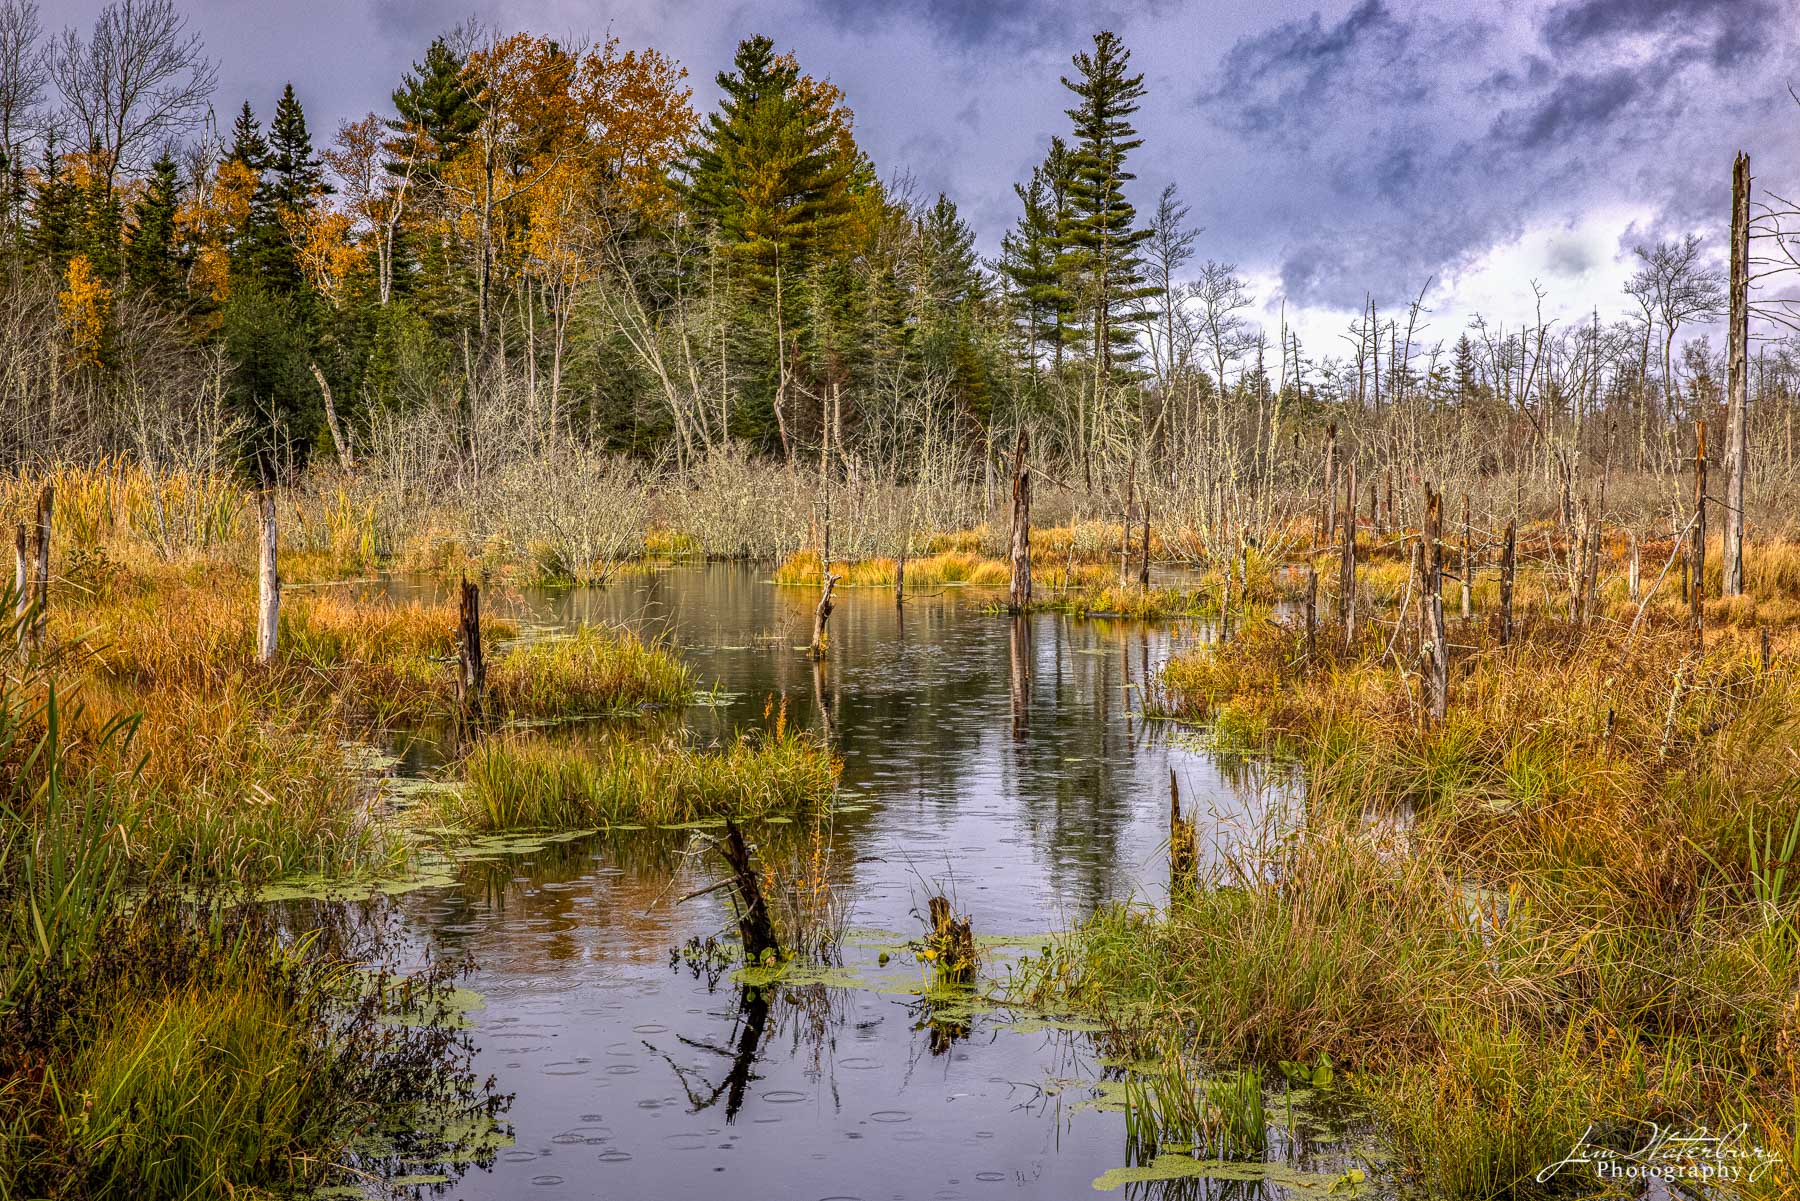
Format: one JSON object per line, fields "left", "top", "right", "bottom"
{"left": 1030, "top": 607, "right": 1800, "bottom": 1197}
{"left": 485, "top": 625, "right": 695, "bottom": 716}
{"left": 450, "top": 717, "right": 838, "bottom": 831}
{"left": 0, "top": 647, "right": 503, "bottom": 1200}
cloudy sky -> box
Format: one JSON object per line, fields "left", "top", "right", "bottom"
{"left": 56, "top": 0, "right": 1800, "bottom": 357}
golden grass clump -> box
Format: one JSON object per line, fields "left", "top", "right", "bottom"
{"left": 485, "top": 626, "right": 695, "bottom": 716}
{"left": 450, "top": 721, "right": 839, "bottom": 831}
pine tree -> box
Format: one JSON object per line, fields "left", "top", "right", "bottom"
{"left": 390, "top": 37, "right": 479, "bottom": 178}
{"left": 998, "top": 170, "right": 1065, "bottom": 378}
{"left": 128, "top": 152, "right": 187, "bottom": 302}
{"left": 225, "top": 99, "right": 304, "bottom": 295}
{"left": 1059, "top": 31, "right": 1156, "bottom": 377}
{"left": 682, "top": 36, "right": 857, "bottom": 279}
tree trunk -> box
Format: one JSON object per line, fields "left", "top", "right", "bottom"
{"left": 1339, "top": 459, "right": 1357, "bottom": 645}
{"left": 309, "top": 362, "right": 356, "bottom": 472}
{"left": 256, "top": 488, "right": 279, "bottom": 664}
{"left": 457, "top": 577, "right": 485, "bottom": 714}
{"left": 1423, "top": 486, "right": 1448, "bottom": 721}
{"left": 1691, "top": 420, "right": 1707, "bottom": 650}
{"left": 1499, "top": 518, "right": 1516, "bottom": 647}
{"left": 720, "top": 820, "right": 780, "bottom": 961}
{"left": 1460, "top": 494, "right": 1473, "bottom": 620}
{"left": 1008, "top": 430, "right": 1032, "bottom": 613}
{"left": 809, "top": 572, "right": 840, "bottom": 660}
{"left": 1724, "top": 151, "right": 1749, "bottom": 596}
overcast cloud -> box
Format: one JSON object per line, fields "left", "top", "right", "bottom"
{"left": 52, "top": 0, "right": 1800, "bottom": 357}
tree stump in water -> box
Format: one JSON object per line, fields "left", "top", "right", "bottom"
{"left": 721, "top": 820, "right": 780, "bottom": 962}
{"left": 1169, "top": 768, "right": 1196, "bottom": 901}
{"left": 924, "top": 894, "right": 977, "bottom": 982}
{"left": 457, "top": 577, "right": 485, "bottom": 715}
{"left": 810, "top": 572, "right": 840, "bottom": 660}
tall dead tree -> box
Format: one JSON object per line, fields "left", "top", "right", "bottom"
{"left": 310, "top": 362, "right": 356, "bottom": 472}
{"left": 1460, "top": 495, "right": 1473, "bottom": 620}
{"left": 255, "top": 488, "right": 279, "bottom": 664}
{"left": 1339, "top": 459, "right": 1357, "bottom": 645}
{"left": 1422, "top": 486, "right": 1448, "bottom": 721}
{"left": 1691, "top": 420, "right": 1707, "bottom": 650}
{"left": 1007, "top": 430, "right": 1032, "bottom": 613}
{"left": 1723, "top": 151, "right": 1749, "bottom": 596}
{"left": 809, "top": 572, "right": 840, "bottom": 660}
{"left": 1321, "top": 423, "right": 1337, "bottom": 543}
{"left": 1499, "top": 519, "right": 1517, "bottom": 647}
{"left": 456, "top": 577, "right": 485, "bottom": 714}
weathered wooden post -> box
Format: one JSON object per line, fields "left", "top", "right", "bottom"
{"left": 1118, "top": 460, "right": 1135, "bottom": 589}
{"left": 1499, "top": 518, "right": 1516, "bottom": 647}
{"left": 253, "top": 487, "right": 279, "bottom": 663}
{"left": 1138, "top": 497, "right": 1151, "bottom": 590}
{"left": 1628, "top": 531, "right": 1641, "bottom": 602}
{"left": 1304, "top": 565, "right": 1318, "bottom": 662}
{"left": 1460, "top": 494, "right": 1473, "bottom": 620}
{"left": 456, "top": 577, "right": 484, "bottom": 714}
{"left": 254, "top": 488, "right": 279, "bottom": 663}
{"left": 1219, "top": 552, "right": 1232, "bottom": 645}
{"left": 1322, "top": 423, "right": 1338, "bottom": 544}
{"left": 1340, "top": 459, "right": 1358, "bottom": 646}
{"left": 1724, "top": 151, "right": 1749, "bottom": 597}
{"left": 1007, "top": 430, "right": 1032, "bottom": 613}
{"left": 1581, "top": 512, "right": 1602, "bottom": 630}
{"left": 809, "top": 572, "right": 841, "bottom": 660}
{"left": 1691, "top": 421, "right": 1707, "bottom": 651}
{"left": 26, "top": 486, "right": 50, "bottom": 648}
{"left": 1423, "top": 486, "right": 1448, "bottom": 721}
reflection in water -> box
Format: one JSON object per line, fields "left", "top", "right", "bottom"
{"left": 342, "top": 565, "right": 1353, "bottom": 1199}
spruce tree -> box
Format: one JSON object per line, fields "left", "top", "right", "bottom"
{"left": 26, "top": 135, "right": 76, "bottom": 268}
{"left": 1058, "top": 31, "right": 1156, "bottom": 377}
{"left": 128, "top": 152, "right": 186, "bottom": 302}
{"left": 269, "top": 84, "right": 327, "bottom": 214}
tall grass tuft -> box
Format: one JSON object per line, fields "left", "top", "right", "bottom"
{"left": 451, "top": 720, "right": 838, "bottom": 831}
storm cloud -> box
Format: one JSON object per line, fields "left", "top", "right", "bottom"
{"left": 50, "top": 0, "right": 1800, "bottom": 355}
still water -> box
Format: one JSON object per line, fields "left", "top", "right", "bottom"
{"left": 351, "top": 564, "right": 1355, "bottom": 1200}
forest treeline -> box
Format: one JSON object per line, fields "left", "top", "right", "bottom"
{"left": 6, "top": 0, "right": 1800, "bottom": 518}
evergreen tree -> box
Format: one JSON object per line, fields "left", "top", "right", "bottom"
{"left": 226, "top": 101, "right": 269, "bottom": 172}
{"left": 1058, "top": 31, "right": 1156, "bottom": 377}
{"left": 682, "top": 36, "right": 857, "bottom": 279}
{"left": 390, "top": 37, "right": 479, "bottom": 178}
{"left": 127, "top": 152, "right": 187, "bottom": 302}
{"left": 998, "top": 170, "right": 1065, "bottom": 378}
{"left": 26, "top": 135, "right": 76, "bottom": 268}
{"left": 268, "top": 84, "right": 327, "bottom": 213}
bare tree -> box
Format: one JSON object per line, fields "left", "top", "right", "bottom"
{"left": 1144, "top": 182, "right": 1198, "bottom": 392}
{"left": 1628, "top": 234, "right": 1725, "bottom": 414}
{"left": 1188, "top": 259, "right": 1254, "bottom": 394}
{"left": 50, "top": 0, "right": 215, "bottom": 199}
{"left": 0, "top": 0, "right": 46, "bottom": 175}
